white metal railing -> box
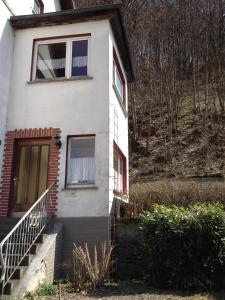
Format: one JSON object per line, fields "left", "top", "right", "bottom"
{"left": 0, "top": 182, "right": 56, "bottom": 295}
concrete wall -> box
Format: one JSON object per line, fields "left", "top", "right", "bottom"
{"left": 115, "top": 223, "right": 143, "bottom": 280}
{"left": 7, "top": 20, "right": 111, "bottom": 218}
{"left": 59, "top": 217, "right": 110, "bottom": 278}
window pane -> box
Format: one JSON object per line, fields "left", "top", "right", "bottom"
{"left": 33, "top": 0, "right": 40, "bottom": 14}
{"left": 68, "top": 137, "right": 95, "bottom": 185}
{"left": 16, "top": 147, "right": 30, "bottom": 204}
{"left": 71, "top": 40, "right": 88, "bottom": 77}
{"left": 38, "top": 145, "right": 49, "bottom": 197}
{"left": 36, "top": 43, "right": 66, "bottom": 79}
{"left": 114, "top": 151, "right": 123, "bottom": 192}
{"left": 27, "top": 146, "right": 39, "bottom": 203}
{"left": 115, "top": 67, "right": 123, "bottom": 98}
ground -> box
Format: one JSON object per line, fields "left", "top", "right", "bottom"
{"left": 38, "top": 282, "right": 225, "bottom": 300}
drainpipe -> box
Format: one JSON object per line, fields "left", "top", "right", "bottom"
{"left": 1, "top": 0, "right": 15, "bottom": 16}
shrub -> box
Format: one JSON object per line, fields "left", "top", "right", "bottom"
{"left": 130, "top": 180, "right": 225, "bottom": 210}
{"left": 73, "top": 242, "right": 114, "bottom": 291}
{"left": 140, "top": 203, "right": 225, "bottom": 290}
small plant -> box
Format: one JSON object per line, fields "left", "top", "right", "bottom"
{"left": 35, "top": 281, "right": 58, "bottom": 296}
{"left": 24, "top": 291, "right": 35, "bottom": 300}
{"left": 73, "top": 241, "right": 114, "bottom": 291}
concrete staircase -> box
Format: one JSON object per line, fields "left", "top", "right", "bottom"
{"left": 0, "top": 218, "right": 49, "bottom": 298}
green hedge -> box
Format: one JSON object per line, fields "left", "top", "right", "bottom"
{"left": 140, "top": 203, "right": 225, "bottom": 290}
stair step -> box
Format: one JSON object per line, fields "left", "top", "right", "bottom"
{"left": 0, "top": 218, "right": 19, "bottom": 226}
{"left": 2, "top": 242, "right": 41, "bottom": 251}
{"left": 20, "top": 254, "right": 35, "bottom": 266}
{"left": 0, "top": 266, "right": 27, "bottom": 280}
{"left": 0, "top": 220, "right": 51, "bottom": 297}
{"left": 0, "top": 279, "right": 19, "bottom": 295}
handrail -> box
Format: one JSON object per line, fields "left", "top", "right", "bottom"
{"left": 0, "top": 182, "right": 56, "bottom": 294}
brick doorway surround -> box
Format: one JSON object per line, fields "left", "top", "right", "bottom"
{"left": 0, "top": 128, "right": 61, "bottom": 217}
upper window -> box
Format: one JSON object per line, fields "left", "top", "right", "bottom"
{"left": 32, "top": 0, "right": 44, "bottom": 14}
{"left": 113, "top": 49, "right": 126, "bottom": 108}
{"left": 66, "top": 136, "right": 95, "bottom": 187}
{"left": 32, "top": 36, "right": 90, "bottom": 80}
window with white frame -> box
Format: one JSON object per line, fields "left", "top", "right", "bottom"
{"left": 66, "top": 136, "right": 95, "bottom": 187}
{"left": 32, "top": 0, "right": 44, "bottom": 14}
{"left": 113, "top": 49, "right": 126, "bottom": 107}
{"left": 32, "top": 36, "right": 90, "bottom": 80}
{"left": 114, "top": 150, "right": 123, "bottom": 192}
{"left": 113, "top": 143, "right": 127, "bottom": 194}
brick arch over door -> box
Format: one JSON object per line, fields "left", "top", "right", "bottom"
{"left": 0, "top": 128, "right": 61, "bottom": 217}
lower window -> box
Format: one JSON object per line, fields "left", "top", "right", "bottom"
{"left": 113, "top": 142, "right": 127, "bottom": 194}
{"left": 66, "top": 135, "right": 95, "bottom": 187}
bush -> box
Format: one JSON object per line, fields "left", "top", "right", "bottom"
{"left": 130, "top": 180, "right": 225, "bottom": 210}
{"left": 140, "top": 203, "right": 225, "bottom": 290}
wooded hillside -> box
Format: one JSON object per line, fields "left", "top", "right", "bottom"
{"left": 78, "top": 0, "right": 225, "bottom": 182}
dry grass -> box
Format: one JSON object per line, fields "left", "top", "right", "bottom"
{"left": 129, "top": 180, "right": 225, "bottom": 211}
{"left": 73, "top": 242, "right": 114, "bottom": 291}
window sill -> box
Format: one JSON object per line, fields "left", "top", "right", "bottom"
{"left": 112, "top": 85, "right": 128, "bottom": 118}
{"left": 27, "top": 76, "right": 93, "bottom": 84}
{"left": 63, "top": 184, "right": 98, "bottom": 190}
{"left": 113, "top": 189, "right": 128, "bottom": 197}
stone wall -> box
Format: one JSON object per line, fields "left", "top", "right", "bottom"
{"left": 115, "top": 223, "right": 143, "bottom": 280}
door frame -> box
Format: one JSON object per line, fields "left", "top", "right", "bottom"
{"left": 0, "top": 128, "right": 61, "bottom": 218}
{"left": 11, "top": 138, "right": 51, "bottom": 213}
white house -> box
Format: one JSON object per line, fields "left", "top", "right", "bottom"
{"left": 0, "top": 0, "right": 134, "bottom": 285}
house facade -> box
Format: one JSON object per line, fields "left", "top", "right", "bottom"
{"left": 0, "top": 0, "right": 133, "bottom": 272}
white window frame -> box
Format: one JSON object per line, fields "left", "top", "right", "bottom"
{"left": 114, "top": 63, "right": 123, "bottom": 99}
{"left": 32, "top": 0, "right": 40, "bottom": 14}
{"left": 32, "top": 36, "right": 91, "bottom": 81}
{"left": 114, "top": 150, "right": 123, "bottom": 193}
{"left": 66, "top": 135, "right": 96, "bottom": 188}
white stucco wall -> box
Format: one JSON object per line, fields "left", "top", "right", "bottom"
{"left": 7, "top": 20, "right": 111, "bottom": 217}
{"left": 108, "top": 29, "right": 129, "bottom": 214}
{"left": 0, "top": 0, "right": 61, "bottom": 190}
{"left": 0, "top": 0, "right": 14, "bottom": 186}
{"left": 5, "top": 0, "right": 61, "bottom": 15}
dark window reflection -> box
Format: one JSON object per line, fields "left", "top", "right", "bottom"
{"left": 71, "top": 40, "right": 88, "bottom": 77}
{"left": 36, "top": 42, "right": 66, "bottom": 79}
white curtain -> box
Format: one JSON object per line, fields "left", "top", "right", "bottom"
{"left": 69, "top": 157, "right": 95, "bottom": 184}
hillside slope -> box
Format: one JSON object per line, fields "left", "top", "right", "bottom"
{"left": 130, "top": 98, "right": 225, "bottom": 183}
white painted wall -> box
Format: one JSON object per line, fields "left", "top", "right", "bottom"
{"left": 5, "top": 0, "right": 61, "bottom": 15}
{"left": 108, "top": 28, "right": 129, "bottom": 214}
{"left": 0, "top": 0, "right": 61, "bottom": 190}
{"left": 7, "top": 20, "right": 111, "bottom": 217}
{"left": 0, "top": 0, "right": 14, "bottom": 186}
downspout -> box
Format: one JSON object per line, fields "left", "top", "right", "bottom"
{"left": 1, "top": 0, "right": 15, "bottom": 16}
